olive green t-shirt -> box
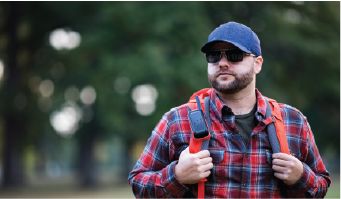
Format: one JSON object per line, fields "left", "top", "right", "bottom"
{"left": 235, "top": 105, "right": 257, "bottom": 143}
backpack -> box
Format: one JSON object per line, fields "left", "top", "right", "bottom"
{"left": 187, "top": 88, "right": 290, "bottom": 198}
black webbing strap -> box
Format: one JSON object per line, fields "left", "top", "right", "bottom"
{"left": 204, "top": 96, "right": 211, "bottom": 133}
{"left": 265, "top": 98, "right": 287, "bottom": 197}
{"left": 265, "top": 99, "right": 281, "bottom": 153}
{"left": 195, "top": 96, "right": 202, "bottom": 111}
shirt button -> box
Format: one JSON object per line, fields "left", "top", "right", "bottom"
{"left": 242, "top": 183, "right": 246, "bottom": 187}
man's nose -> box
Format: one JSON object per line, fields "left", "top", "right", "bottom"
{"left": 218, "top": 52, "right": 230, "bottom": 67}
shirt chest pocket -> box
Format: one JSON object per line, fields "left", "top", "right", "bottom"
{"left": 208, "top": 148, "right": 227, "bottom": 183}
{"left": 210, "top": 149, "right": 225, "bottom": 164}
{"left": 248, "top": 150, "right": 281, "bottom": 192}
{"left": 171, "top": 133, "right": 190, "bottom": 160}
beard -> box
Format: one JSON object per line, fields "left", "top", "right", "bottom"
{"left": 208, "top": 67, "right": 254, "bottom": 94}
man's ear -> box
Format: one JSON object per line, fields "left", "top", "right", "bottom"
{"left": 254, "top": 56, "right": 263, "bottom": 74}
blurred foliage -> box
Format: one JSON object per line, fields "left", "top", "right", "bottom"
{"left": 0, "top": 1, "right": 339, "bottom": 187}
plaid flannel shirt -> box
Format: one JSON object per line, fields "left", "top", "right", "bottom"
{"left": 128, "top": 88, "right": 331, "bottom": 198}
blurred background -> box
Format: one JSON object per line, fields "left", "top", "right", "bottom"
{"left": 0, "top": 1, "right": 339, "bottom": 198}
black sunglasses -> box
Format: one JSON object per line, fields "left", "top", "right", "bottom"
{"left": 205, "top": 49, "right": 255, "bottom": 63}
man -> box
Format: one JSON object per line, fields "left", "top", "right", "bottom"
{"left": 128, "top": 21, "right": 331, "bottom": 198}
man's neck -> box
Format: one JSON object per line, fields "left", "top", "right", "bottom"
{"left": 217, "top": 85, "right": 257, "bottom": 115}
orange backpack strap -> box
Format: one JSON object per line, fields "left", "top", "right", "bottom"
{"left": 187, "top": 96, "right": 211, "bottom": 199}
{"left": 270, "top": 100, "right": 290, "bottom": 154}
{"left": 267, "top": 98, "right": 290, "bottom": 154}
{"left": 187, "top": 88, "right": 212, "bottom": 117}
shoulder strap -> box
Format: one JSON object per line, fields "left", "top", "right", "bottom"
{"left": 204, "top": 96, "right": 212, "bottom": 132}
{"left": 265, "top": 98, "right": 290, "bottom": 154}
{"left": 188, "top": 96, "right": 211, "bottom": 131}
{"left": 266, "top": 99, "right": 290, "bottom": 197}
{"left": 188, "top": 96, "right": 211, "bottom": 199}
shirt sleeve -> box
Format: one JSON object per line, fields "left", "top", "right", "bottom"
{"left": 287, "top": 118, "right": 331, "bottom": 198}
{"left": 128, "top": 112, "right": 190, "bottom": 198}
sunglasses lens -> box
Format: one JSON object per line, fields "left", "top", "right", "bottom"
{"left": 206, "top": 49, "right": 246, "bottom": 63}
{"left": 206, "top": 51, "right": 221, "bottom": 63}
{"left": 226, "top": 49, "right": 244, "bottom": 62}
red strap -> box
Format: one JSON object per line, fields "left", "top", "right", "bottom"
{"left": 187, "top": 89, "right": 212, "bottom": 199}
{"left": 269, "top": 99, "right": 290, "bottom": 154}
{"left": 188, "top": 88, "right": 212, "bottom": 103}
{"left": 189, "top": 137, "right": 209, "bottom": 198}
{"left": 198, "top": 180, "right": 206, "bottom": 198}
{"left": 189, "top": 134, "right": 211, "bottom": 153}
{"left": 188, "top": 102, "right": 205, "bottom": 113}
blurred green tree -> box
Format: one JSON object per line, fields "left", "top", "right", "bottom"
{"left": 0, "top": 1, "right": 339, "bottom": 188}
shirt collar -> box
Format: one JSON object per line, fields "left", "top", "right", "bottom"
{"left": 209, "top": 88, "right": 268, "bottom": 122}
{"left": 209, "top": 89, "right": 226, "bottom": 121}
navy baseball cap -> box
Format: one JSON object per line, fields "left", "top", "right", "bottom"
{"left": 201, "top": 21, "right": 262, "bottom": 56}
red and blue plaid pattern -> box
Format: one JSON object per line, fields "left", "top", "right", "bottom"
{"left": 128, "top": 89, "right": 331, "bottom": 198}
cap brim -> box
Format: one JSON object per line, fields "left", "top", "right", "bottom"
{"left": 201, "top": 40, "right": 251, "bottom": 54}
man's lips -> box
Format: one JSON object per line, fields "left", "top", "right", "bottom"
{"left": 217, "top": 72, "right": 234, "bottom": 77}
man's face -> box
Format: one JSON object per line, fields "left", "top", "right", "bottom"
{"left": 206, "top": 42, "right": 261, "bottom": 94}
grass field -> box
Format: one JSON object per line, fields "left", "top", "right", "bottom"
{"left": 0, "top": 185, "right": 134, "bottom": 198}
{"left": 326, "top": 176, "right": 340, "bottom": 199}
{"left": 0, "top": 179, "right": 338, "bottom": 198}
